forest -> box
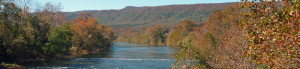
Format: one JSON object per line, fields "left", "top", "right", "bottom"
{"left": 0, "top": 0, "right": 299, "bottom": 69}
{"left": 0, "top": 0, "right": 114, "bottom": 68}
{"left": 116, "top": 0, "right": 299, "bottom": 68}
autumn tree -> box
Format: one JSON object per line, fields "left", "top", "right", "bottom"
{"left": 240, "top": 0, "right": 299, "bottom": 68}
{"left": 167, "top": 20, "right": 197, "bottom": 47}
{"left": 145, "top": 25, "right": 167, "bottom": 45}
{"left": 19, "top": 2, "right": 64, "bottom": 59}
{"left": 207, "top": 10, "right": 222, "bottom": 37}
{"left": 71, "top": 12, "right": 113, "bottom": 54}
{"left": 0, "top": 0, "right": 54, "bottom": 61}
{"left": 0, "top": 0, "right": 115, "bottom": 65}
{"left": 205, "top": 5, "right": 256, "bottom": 68}
{"left": 172, "top": 5, "right": 255, "bottom": 68}
{"left": 0, "top": 0, "right": 22, "bottom": 61}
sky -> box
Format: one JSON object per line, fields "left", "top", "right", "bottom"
{"left": 35, "top": 0, "right": 240, "bottom": 12}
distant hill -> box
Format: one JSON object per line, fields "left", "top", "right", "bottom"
{"left": 64, "top": 2, "right": 236, "bottom": 30}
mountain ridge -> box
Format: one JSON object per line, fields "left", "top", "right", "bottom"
{"left": 63, "top": 2, "right": 237, "bottom": 31}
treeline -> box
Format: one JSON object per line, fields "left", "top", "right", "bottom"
{"left": 0, "top": 0, "right": 114, "bottom": 65}
{"left": 115, "top": 20, "right": 198, "bottom": 46}
{"left": 115, "top": 25, "right": 168, "bottom": 45}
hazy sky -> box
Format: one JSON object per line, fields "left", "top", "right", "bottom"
{"left": 36, "top": 0, "right": 240, "bottom": 12}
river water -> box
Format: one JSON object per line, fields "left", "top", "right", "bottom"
{"left": 23, "top": 42, "right": 179, "bottom": 69}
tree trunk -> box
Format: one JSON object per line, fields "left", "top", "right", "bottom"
{"left": 0, "top": 40, "right": 8, "bottom": 62}
{"left": 76, "top": 42, "right": 83, "bottom": 53}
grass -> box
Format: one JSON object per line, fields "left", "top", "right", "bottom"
{"left": 0, "top": 62, "right": 21, "bottom": 68}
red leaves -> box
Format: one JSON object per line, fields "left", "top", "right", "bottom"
{"left": 241, "top": 0, "right": 299, "bottom": 68}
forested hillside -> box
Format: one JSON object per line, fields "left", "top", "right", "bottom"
{"left": 64, "top": 3, "right": 235, "bottom": 30}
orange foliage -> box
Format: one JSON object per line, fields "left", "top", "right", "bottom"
{"left": 71, "top": 12, "right": 113, "bottom": 54}
{"left": 166, "top": 20, "right": 197, "bottom": 47}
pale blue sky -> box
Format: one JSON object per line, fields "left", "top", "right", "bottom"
{"left": 36, "top": 0, "right": 240, "bottom": 12}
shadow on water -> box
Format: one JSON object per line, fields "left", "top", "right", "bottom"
{"left": 81, "top": 46, "right": 114, "bottom": 58}
{"left": 21, "top": 46, "right": 114, "bottom": 67}
{"left": 22, "top": 42, "right": 179, "bottom": 69}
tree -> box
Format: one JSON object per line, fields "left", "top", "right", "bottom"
{"left": 25, "top": 12, "right": 51, "bottom": 58}
{"left": 172, "top": 42, "right": 205, "bottom": 69}
{"left": 115, "top": 25, "right": 167, "bottom": 45}
{"left": 44, "top": 24, "right": 72, "bottom": 57}
{"left": 208, "top": 10, "right": 222, "bottom": 35}
{"left": 145, "top": 25, "right": 167, "bottom": 45}
{"left": 0, "top": 0, "right": 68, "bottom": 62}
{"left": 240, "top": 0, "right": 299, "bottom": 68}
{"left": 0, "top": 0, "right": 23, "bottom": 61}
{"left": 204, "top": 5, "right": 255, "bottom": 68}
{"left": 167, "top": 20, "right": 197, "bottom": 47}
{"left": 40, "top": 2, "right": 64, "bottom": 27}
{"left": 71, "top": 12, "right": 113, "bottom": 54}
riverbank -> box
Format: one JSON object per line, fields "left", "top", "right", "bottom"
{"left": 0, "top": 46, "right": 111, "bottom": 69}
{"left": 20, "top": 42, "right": 178, "bottom": 69}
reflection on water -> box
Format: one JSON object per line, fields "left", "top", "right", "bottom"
{"left": 23, "top": 42, "right": 179, "bottom": 69}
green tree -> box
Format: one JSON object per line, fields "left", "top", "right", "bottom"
{"left": 24, "top": 13, "right": 51, "bottom": 58}
{"left": 171, "top": 42, "right": 208, "bottom": 69}
{"left": 0, "top": 0, "right": 23, "bottom": 61}
{"left": 0, "top": 0, "right": 73, "bottom": 62}
{"left": 44, "top": 24, "right": 72, "bottom": 57}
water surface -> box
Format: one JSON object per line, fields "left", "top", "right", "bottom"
{"left": 24, "top": 42, "right": 178, "bottom": 69}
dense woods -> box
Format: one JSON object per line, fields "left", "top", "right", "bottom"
{"left": 170, "top": 5, "right": 245, "bottom": 68}
{"left": 0, "top": 0, "right": 114, "bottom": 67}
{"left": 172, "top": 0, "right": 299, "bottom": 69}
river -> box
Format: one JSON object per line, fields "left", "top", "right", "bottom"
{"left": 23, "top": 42, "right": 179, "bottom": 69}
